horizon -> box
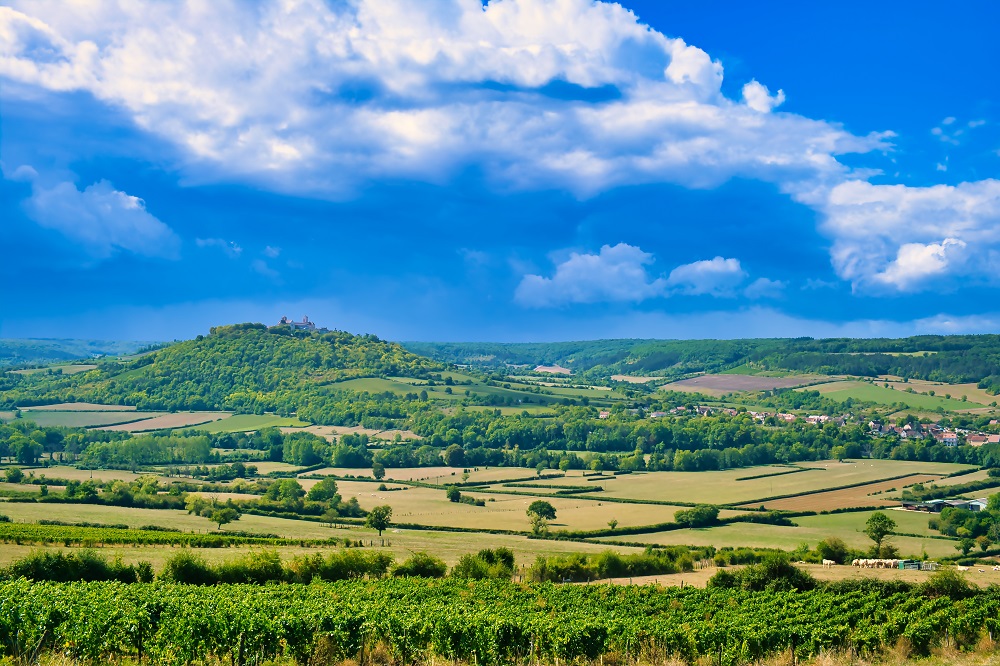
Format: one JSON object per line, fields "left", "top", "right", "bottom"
{"left": 2, "top": 1, "right": 998, "bottom": 342}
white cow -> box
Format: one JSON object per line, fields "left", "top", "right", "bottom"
{"left": 822, "top": 559, "right": 835, "bottom": 568}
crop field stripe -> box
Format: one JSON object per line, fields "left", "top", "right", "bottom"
{"left": 733, "top": 472, "right": 948, "bottom": 508}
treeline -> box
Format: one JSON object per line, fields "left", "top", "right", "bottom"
{"left": 405, "top": 335, "right": 1000, "bottom": 388}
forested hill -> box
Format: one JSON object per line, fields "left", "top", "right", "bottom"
{"left": 0, "top": 338, "right": 158, "bottom": 368}
{"left": 404, "top": 335, "right": 1000, "bottom": 390}
{"left": 2, "top": 324, "right": 445, "bottom": 412}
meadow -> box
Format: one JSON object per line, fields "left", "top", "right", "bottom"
{"left": 806, "top": 380, "right": 987, "bottom": 411}
{"left": 196, "top": 414, "right": 310, "bottom": 433}
{"left": 17, "top": 410, "right": 164, "bottom": 428}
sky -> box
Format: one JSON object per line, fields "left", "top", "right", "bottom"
{"left": 1, "top": 0, "right": 998, "bottom": 342}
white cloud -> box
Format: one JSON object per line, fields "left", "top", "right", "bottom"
{"left": 515, "top": 243, "right": 666, "bottom": 307}
{"left": 741, "top": 80, "right": 785, "bottom": 113}
{"left": 822, "top": 179, "right": 1000, "bottom": 291}
{"left": 744, "top": 277, "right": 786, "bottom": 299}
{"left": 666, "top": 256, "right": 747, "bottom": 296}
{"left": 2, "top": 0, "right": 993, "bottom": 296}
{"left": 263, "top": 245, "right": 281, "bottom": 258}
{"left": 196, "top": 237, "right": 242, "bottom": 258}
{"left": 0, "top": 0, "right": 885, "bottom": 199}
{"left": 23, "top": 179, "right": 179, "bottom": 260}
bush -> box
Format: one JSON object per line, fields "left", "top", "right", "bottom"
{"left": 816, "top": 537, "right": 851, "bottom": 564}
{"left": 287, "top": 550, "right": 394, "bottom": 583}
{"left": 921, "top": 568, "right": 973, "bottom": 599}
{"left": 393, "top": 552, "right": 447, "bottom": 578}
{"left": 451, "top": 548, "right": 516, "bottom": 580}
{"left": 215, "top": 550, "right": 285, "bottom": 584}
{"left": 707, "top": 554, "right": 816, "bottom": 592}
{"left": 159, "top": 551, "right": 217, "bottom": 585}
{"left": 3, "top": 550, "right": 152, "bottom": 583}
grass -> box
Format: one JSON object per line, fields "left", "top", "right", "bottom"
{"left": 519, "top": 461, "right": 972, "bottom": 506}
{"left": 196, "top": 414, "right": 310, "bottom": 433}
{"left": 0, "top": 502, "right": 644, "bottom": 566}
{"left": 18, "top": 411, "right": 163, "bottom": 428}
{"left": 21, "top": 402, "right": 137, "bottom": 411}
{"left": 806, "top": 380, "right": 987, "bottom": 410}
{"left": 309, "top": 465, "right": 542, "bottom": 484}
{"left": 594, "top": 515, "right": 961, "bottom": 559}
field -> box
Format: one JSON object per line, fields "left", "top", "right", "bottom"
{"left": 0, "top": 502, "right": 642, "bottom": 566}
{"left": 664, "top": 373, "right": 822, "bottom": 395}
{"left": 507, "top": 460, "right": 970, "bottom": 506}
{"left": 749, "top": 474, "right": 943, "bottom": 511}
{"left": 101, "top": 411, "right": 232, "bottom": 431}
{"left": 18, "top": 410, "right": 164, "bottom": 428}
{"left": 807, "top": 380, "right": 987, "bottom": 410}
{"left": 195, "top": 414, "right": 310, "bottom": 433}
{"left": 309, "top": 465, "right": 540, "bottom": 484}
{"left": 11, "top": 363, "right": 97, "bottom": 375}
{"left": 596, "top": 513, "right": 961, "bottom": 559}
{"left": 610, "top": 374, "right": 662, "bottom": 383}
{"left": 21, "top": 402, "right": 137, "bottom": 411}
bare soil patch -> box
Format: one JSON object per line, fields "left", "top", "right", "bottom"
{"left": 611, "top": 375, "right": 663, "bottom": 384}
{"left": 101, "top": 412, "right": 232, "bottom": 432}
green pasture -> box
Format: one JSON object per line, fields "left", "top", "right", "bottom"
{"left": 196, "top": 414, "right": 310, "bottom": 433}
{"left": 806, "top": 381, "right": 986, "bottom": 411}
{"left": 18, "top": 411, "right": 163, "bottom": 428}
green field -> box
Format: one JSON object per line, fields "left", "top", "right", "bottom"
{"left": 17, "top": 411, "right": 163, "bottom": 428}
{"left": 806, "top": 380, "right": 985, "bottom": 410}
{"left": 0, "top": 502, "right": 642, "bottom": 567}
{"left": 596, "top": 510, "right": 960, "bottom": 559}
{"left": 505, "top": 460, "right": 972, "bottom": 506}
{"left": 196, "top": 414, "right": 310, "bottom": 433}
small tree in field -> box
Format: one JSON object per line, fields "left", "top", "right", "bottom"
{"left": 607, "top": 519, "right": 618, "bottom": 531}
{"left": 864, "top": 512, "right": 896, "bottom": 555}
{"left": 210, "top": 508, "right": 240, "bottom": 530}
{"left": 322, "top": 507, "right": 339, "bottom": 527}
{"left": 366, "top": 505, "right": 393, "bottom": 536}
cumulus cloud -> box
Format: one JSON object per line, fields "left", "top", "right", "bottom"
{"left": 741, "top": 80, "right": 785, "bottom": 113}
{"left": 515, "top": 243, "right": 666, "bottom": 307}
{"left": 744, "top": 277, "right": 786, "bottom": 299}
{"left": 23, "top": 179, "right": 180, "bottom": 260}
{"left": 1, "top": 1, "right": 992, "bottom": 295}
{"left": 666, "top": 256, "right": 747, "bottom": 297}
{"left": 0, "top": 0, "right": 885, "bottom": 199}
{"left": 263, "top": 246, "right": 281, "bottom": 259}
{"left": 822, "top": 179, "right": 1000, "bottom": 291}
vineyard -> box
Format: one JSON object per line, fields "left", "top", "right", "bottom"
{"left": 0, "top": 578, "right": 997, "bottom": 665}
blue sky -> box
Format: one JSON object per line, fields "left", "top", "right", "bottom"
{"left": 1, "top": 0, "right": 998, "bottom": 342}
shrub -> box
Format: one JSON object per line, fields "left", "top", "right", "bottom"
{"left": 2, "top": 550, "right": 152, "bottom": 583}
{"left": 451, "top": 548, "right": 516, "bottom": 580}
{"left": 393, "top": 552, "right": 447, "bottom": 578}
{"left": 159, "top": 551, "right": 217, "bottom": 585}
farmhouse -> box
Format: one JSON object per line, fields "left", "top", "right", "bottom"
{"left": 966, "top": 434, "right": 988, "bottom": 447}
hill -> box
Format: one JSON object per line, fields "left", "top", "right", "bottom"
{"left": 0, "top": 338, "right": 159, "bottom": 368}
{"left": 404, "top": 335, "right": 1000, "bottom": 391}
{"left": 1, "top": 324, "right": 445, "bottom": 416}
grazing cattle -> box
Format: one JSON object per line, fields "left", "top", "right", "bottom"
{"left": 822, "top": 559, "right": 835, "bottom": 568}
{"left": 993, "top": 566, "right": 1000, "bottom": 571}
{"left": 956, "top": 565, "right": 970, "bottom": 572}
{"left": 852, "top": 559, "right": 860, "bottom": 567}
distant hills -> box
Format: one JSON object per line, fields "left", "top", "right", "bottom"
{"left": 405, "top": 335, "right": 1000, "bottom": 391}
{"left": 0, "top": 338, "right": 160, "bottom": 368}
{"left": 2, "top": 324, "right": 444, "bottom": 415}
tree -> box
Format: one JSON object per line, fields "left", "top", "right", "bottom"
{"left": 957, "top": 538, "right": 974, "bottom": 556}
{"left": 322, "top": 507, "right": 339, "bottom": 527}
{"left": 527, "top": 500, "right": 556, "bottom": 536}
{"left": 975, "top": 535, "right": 992, "bottom": 553}
{"left": 443, "top": 444, "right": 465, "bottom": 467}
{"left": 527, "top": 500, "right": 557, "bottom": 520}
{"left": 4, "top": 467, "right": 23, "bottom": 483}
{"left": 366, "top": 505, "right": 392, "bottom": 536}
{"left": 864, "top": 512, "right": 896, "bottom": 554}
{"left": 372, "top": 461, "right": 386, "bottom": 480}
{"left": 446, "top": 487, "right": 461, "bottom": 502}
{"left": 306, "top": 477, "right": 340, "bottom": 502}
{"left": 210, "top": 507, "right": 240, "bottom": 530}
{"left": 817, "top": 537, "right": 850, "bottom": 564}
{"left": 674, "top": 505, "right": 720, "bottom": 528}
{"left": 607, "top": 519, "right": 618, "bottom": 531}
